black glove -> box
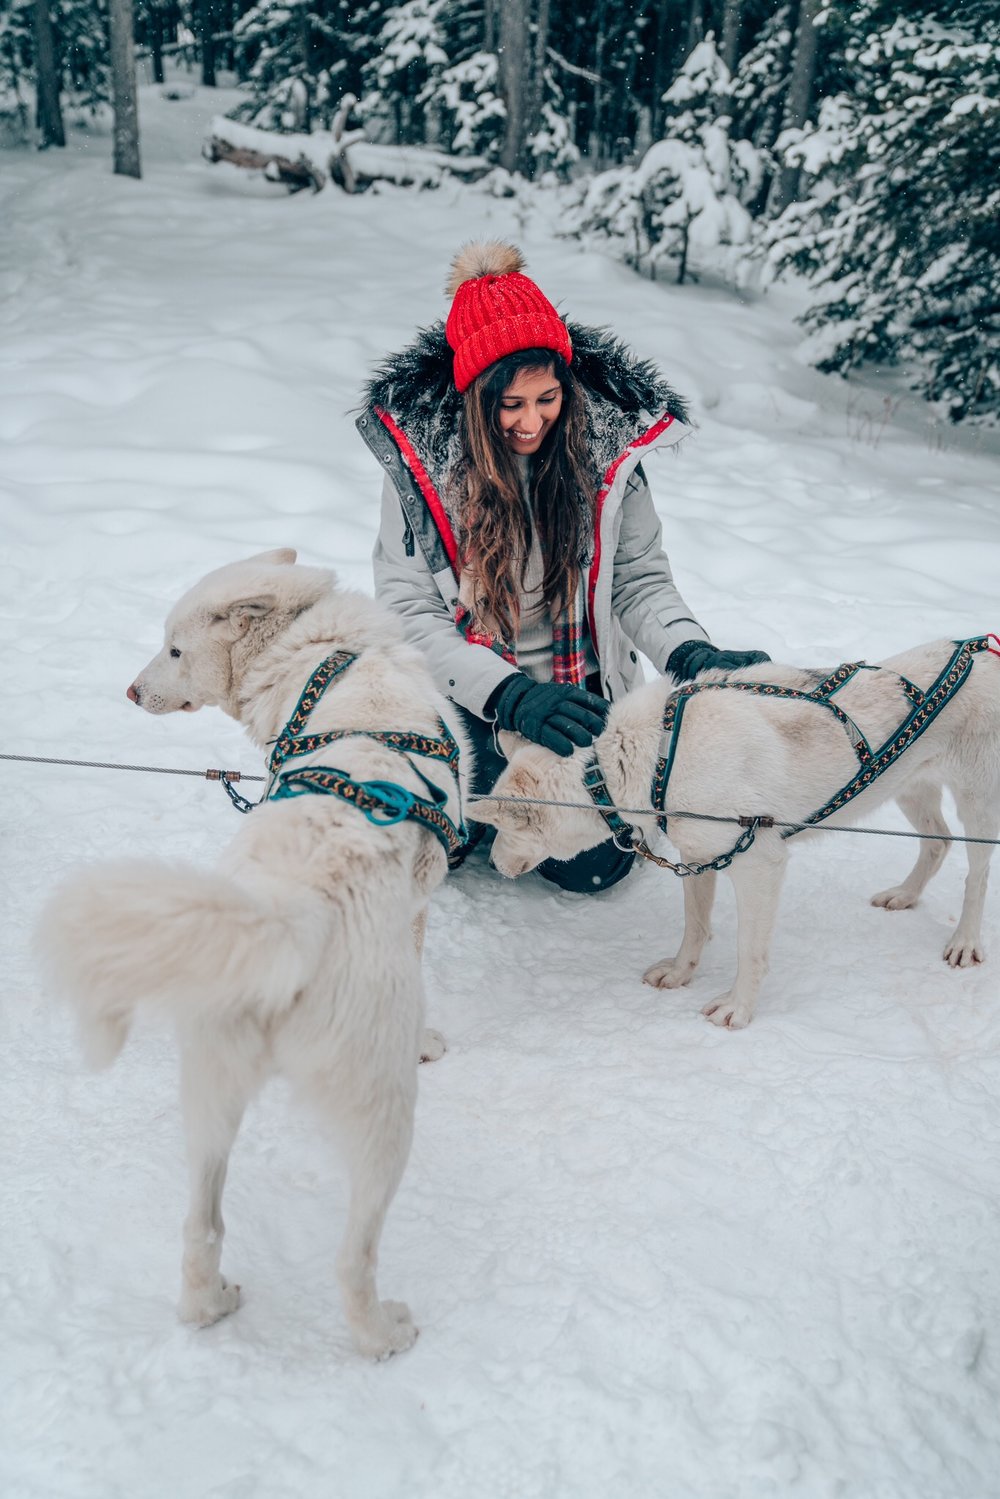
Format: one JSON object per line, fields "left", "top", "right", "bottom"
{"left": 490, "top": 675, "right": 610, "bottom": 757}
{"left": 666, "top": 639, "right": 771, "bottom": 682}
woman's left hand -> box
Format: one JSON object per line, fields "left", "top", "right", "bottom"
{"left": 666, "top": 641, "right": 771, "bottom": 681}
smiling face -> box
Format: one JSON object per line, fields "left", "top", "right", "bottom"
{"left": 497, "top": 364, "right": 563, "bottom": 456}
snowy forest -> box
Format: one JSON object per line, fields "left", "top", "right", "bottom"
{"left": 4, "top": 2, "right": 1000, "bottom": 1491}
{"left": 2, "top": 1, "right": 998, "bottom": 425}
{"left": 3, "top": 0, "right": 998, "bottom": 427}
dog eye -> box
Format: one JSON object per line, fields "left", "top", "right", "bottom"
{"left": 170, "top": 647, "right": 182, "bottom": 658}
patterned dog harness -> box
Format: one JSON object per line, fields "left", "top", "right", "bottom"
{"left": 265, "top": 651, "right": 467, "bottom": 858}
{"left": 583, "top": 636, "right": 993, "bottom": 877}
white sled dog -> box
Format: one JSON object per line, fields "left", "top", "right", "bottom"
{"left": 470, "top": 637, "right": 1000, "bottom": 1029}
{"left": 38, "top": 549, "right": 471, "bottom": 1359}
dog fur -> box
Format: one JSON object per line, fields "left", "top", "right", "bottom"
{"left": 37, "top": 550, "right": 471, "bottom": 1359}
{"left": 469, "top": 640, "right": 1000, "bottom": 1028}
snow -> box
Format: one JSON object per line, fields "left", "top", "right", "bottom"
{"left": 3, "top": 79, "right": 1000, "bottom": 1499}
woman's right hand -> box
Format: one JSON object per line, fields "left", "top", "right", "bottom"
{"left": 491, "top": 676, "right": 609, "bottom": 757}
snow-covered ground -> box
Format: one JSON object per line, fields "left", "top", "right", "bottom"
{"left": 3, "top": 80, "right": 1000, "bottom": 1499}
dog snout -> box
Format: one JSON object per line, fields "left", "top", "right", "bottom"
{"left": 127, "top": 683, "right": 141, "bottom": 705}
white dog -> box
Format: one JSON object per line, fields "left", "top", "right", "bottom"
{"left": 38, "top": 550, "right": 471, "bottom": 1359}
{"left": 470, "top": 637, "right": 1000, "bottom": 1029}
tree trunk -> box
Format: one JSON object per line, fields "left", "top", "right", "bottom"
{"left": 199, "top": 0, "right": 218, "bottom": 87}
{"left": 33, "top": 0, "right": 66, "bottom": 148}
{"left": 767, "top": 0, "right": 821, "bottom": 214}
{"left": 109, "top": 0, "right": 142, "bottom": 179}
{"left": 719, "top": 0, "right": 745, "bottom": 76}
{"left": 150, "top": 6, "right": 165, "bottom": 87}
{"left": 650, "top": 2, "right": 683, "bottom": 140}
{"left": 685, "top": 0, "right": 705, "bottom": 57}
{"left": 526, "top": 0, "right": 550, "bottom": 164}
{"left": 497, "top": 0, "right": 530, "bottom": 175}
{"left": 590, "top": 20, "right": 606, "bottom": 164}
{"left": 483, "top": 0, "right": 501, "bottom": 54}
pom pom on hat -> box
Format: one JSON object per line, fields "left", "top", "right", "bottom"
{"left": 445, "top": 240, "right": 526, "bottom": 298}
{"left": 445, "top": 240, "right": 573, "bottom": 393}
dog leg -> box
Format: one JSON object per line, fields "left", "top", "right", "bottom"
{"left": 336, "top": 1084, "right": 418, "bottom": 1360}
{"left": 702, "top": 845, "right": 787, "bottom": 1029}
{"left": 643, "top": 871, "right": 716, "bottom": 989}
{"left": 871, "top": 786, "right": 949, "bottom": 910}
{"left": 411, "top": 907, "right": 428, "bottom": 958}
{"left": 177, "top": 1038, "right": 255, "bottom": 1327}
{"left": 943, "top": 786, "right": 997, "bottom": 967}
{"left": 419, "top": 1028, "right": 446, "bottom": 1062}
{"left": 411, "top": 905, "right": 446, "bottom": 1062}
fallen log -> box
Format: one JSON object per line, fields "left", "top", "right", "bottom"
{"left": 203, "top": 112, "right": 489, "bottom": 194}
{"left": 202, "top": 135, "right": 326, "bottom": 193}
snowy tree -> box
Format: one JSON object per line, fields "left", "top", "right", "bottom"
{"left": 765, "top": 0, "right": 821, "bottom": 214}
{"left": 527, "top": 62, "right": 578, "bottom": 177}
{"left": 361, "top": 0, "right": 450, "bottom": 146}
{"left": 0, "top": 0, "right": 111, "bottom": 136}
{"left": 232, "top": 0, "right": 381, "bottom": 131}
{"left": 565, "top": 43, "right": 761, "bottom": 286}
{"left": 763, "top": 6, "right": 1000, "bottom": 423}
{"left": 729, "top": 1, "right": 795, "bottom": 154}
{"left": 0, "top": 2, "right": 33, "bottom": 143}
{"left": 55, "top": 0, "right": 111, "bottom": 113}
{"left": 425, "top": 48, "right": 504, "bottom": 157}
{"left": 661, "top": 31, "right": 731, "bottom": 139}
{"left": 356, "top": 0, "right": 504, "bottom": 156}
{"left": 568, "top": 132, "right": 756, "bottom": 284}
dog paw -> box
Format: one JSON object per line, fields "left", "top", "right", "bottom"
{"left": 354, "top": 1301, "right": 418, "bottom": 1360}
{"left": 643, "top": 957, "right": 696, "bottom": 989}
{"left": 702, "top": 993, "right": 753, "bottom": 1029}
{"left": 871, "top": 885, "right": 919, "bottom": 910}
{"left": 943, "top": 934, "right": 984, "bottom": 967}
{"left": 419, "top": 1027, "right": 446, "bottom": 1063}
{"left": 178, "top": 1275, "right": 241, "bottom": 1327}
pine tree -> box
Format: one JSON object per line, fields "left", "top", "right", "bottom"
{"left": 765, "top": 4, "right": 1000, "bottom": 423}
{"left": 61, "top": 0, "right": 111, "bottom": 111}
{"left": 361, "top": 0, "right": 450, "bottom": 146}
{"left": 0, "top": 2, "right": 34, "bottom": 142}
{"left": 231, "top": 0, "right": 382, "bottom": 130}
{"left": 566, "top": 36, "right": 761, "bottom": 284}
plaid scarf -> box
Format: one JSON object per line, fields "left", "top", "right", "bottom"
{"left": 454, "top": 571, "right": 589, "bottom": 685}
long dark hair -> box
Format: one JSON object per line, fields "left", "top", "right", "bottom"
{"left": 457, "top": 348, "right": 595, "bottom": 642}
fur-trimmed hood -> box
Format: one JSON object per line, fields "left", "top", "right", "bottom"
{"left": 360, "top": 321, "right": 690, "bottom": 500}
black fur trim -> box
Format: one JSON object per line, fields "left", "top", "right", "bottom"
{"left": 360, "top": 321, "right": 690, "bottom": 504}
{"left": 362, "top": 320, "right": 689, "bottom": 426}
{"left": 568, "top": 324, "right": 689, "bottom": 423}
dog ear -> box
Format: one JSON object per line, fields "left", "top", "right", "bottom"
{"left": 467, "top": 796, "right": 530, "bottom": 830}
{"left": 468, "top": 760, "right": 541, "bottom": 829}
{"left": 222, "top": 595, "right": 278, "bottom": 634}
{"left": 243, "top": 548, "right": 297, "bottom": 566}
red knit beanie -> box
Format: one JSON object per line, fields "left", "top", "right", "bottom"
{"left": 445, "top": 241, "right": 573, "bottom": 393}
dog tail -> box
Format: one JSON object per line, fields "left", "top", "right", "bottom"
{"left": 37, "top": 859, "right": 330, "bottom": 1068}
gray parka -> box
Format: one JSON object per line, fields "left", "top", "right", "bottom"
{"left": 358, "top": 322, "right": 708, "bottom": 719}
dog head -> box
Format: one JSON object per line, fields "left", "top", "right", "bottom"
{"left": 127, "top": 549, "right": 333, "bottom": 717}
{"left": 467, "top": 732, "right": 611, "bottom": 877}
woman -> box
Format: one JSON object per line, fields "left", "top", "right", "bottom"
{"left": 357, "top": 242, "right": 768, "bottom": 891}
